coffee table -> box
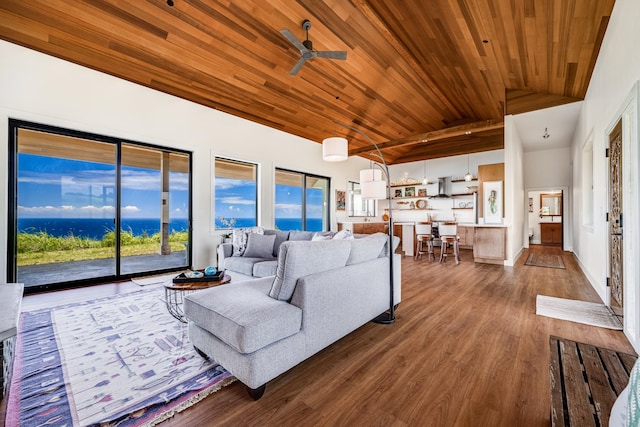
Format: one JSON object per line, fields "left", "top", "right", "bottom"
{"left": 164, "top": 274, "right": 231, "bottom": 323}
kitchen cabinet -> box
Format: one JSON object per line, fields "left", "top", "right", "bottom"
{"left": 338, "top": 222, "right": 388, "bottom": 234}
{"left": 540, "top": 222, "right": 562, "bottom": 246}
{"left": 473, "top": 226, "right": 506, "bottom": 263}
{"left": 457, "top": 225, "right": 474, "bottom": 248}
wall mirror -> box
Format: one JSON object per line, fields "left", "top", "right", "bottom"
{"left": 348, "top": 181, "right": 376, "bottom": 217}
{"left": 540, "top": 192, "right": 562, "bottom": 216}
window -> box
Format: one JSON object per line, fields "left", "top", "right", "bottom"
{"left": 214, "top": 158, "right": 258, "bottom": 229}
{"left": 275, "top": 169, "right": 329, "bottom": 231}
{"left": 348, "top": 181, "right": 376, "bottom": 217}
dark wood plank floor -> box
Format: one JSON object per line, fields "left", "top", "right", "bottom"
{"left": 2, "top": 245, "right": 635, "bottom": 426}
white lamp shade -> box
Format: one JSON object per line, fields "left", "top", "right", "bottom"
{"left": 361, "top": 180, "right": 387, "bottom": 200}
{"left": 359, "top": 168, "right": 382, "bottom": 183}
{"left": 322, "top": 137, "right": 348, "bottom": 162}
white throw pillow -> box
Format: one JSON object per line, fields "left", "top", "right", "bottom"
{"left": 332, "top": 229, "right": 354, "bottom": 240}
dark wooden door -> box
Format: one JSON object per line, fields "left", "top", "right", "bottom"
{"left": 609, "top": 122, "right": 623, "bottom": 316}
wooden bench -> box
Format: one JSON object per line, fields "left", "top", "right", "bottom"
{"left": 550, "top": 336, "right": 637, "bottom": 426}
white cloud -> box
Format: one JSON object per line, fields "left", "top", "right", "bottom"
{"left": 18, "top": 204, "right": 124, "bottom": 217}
{"left": 221, "top": 197, "right": 255, "bottom": 206}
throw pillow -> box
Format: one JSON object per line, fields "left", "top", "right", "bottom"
{"left": 346, "top": 233, "right": 388, "bottom": 265}
{"left": 231, "top": 226, "right": 264, "bottom": 256}
{"left": 332, "top": 229, "right": 354, "bottom": 240}
{"left": 243, "top": 233, "right": 277, "bottom": 258}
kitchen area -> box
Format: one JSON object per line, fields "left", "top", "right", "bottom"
{"left": 338, "top": 152, "right": 508, "bottom": 264}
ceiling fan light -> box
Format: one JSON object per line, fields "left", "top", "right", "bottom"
{"left": 322, "top": 137, "right": 348, "bottom": 162}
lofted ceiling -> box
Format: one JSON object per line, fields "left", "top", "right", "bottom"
{"left": 0, "top": 0, "right": 615, "bottom": 164}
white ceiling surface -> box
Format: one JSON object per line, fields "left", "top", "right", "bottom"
{"left": 512, "top": 101, "right": 583, "bottom": 152}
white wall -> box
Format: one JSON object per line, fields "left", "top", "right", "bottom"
{"left": 504, "top": 115, "right": 525, "bottom": 266}
{"left": 571, "top": 0, "right": 640, "bottom": 351}
{"left": 524, "top": 147, "right": 571, "bottom": 188}
{"left": 0, "top": 40, "right": 370, "bottom": 280}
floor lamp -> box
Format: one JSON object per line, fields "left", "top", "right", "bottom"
{"left": 322, "top": 123, "right": 395, "bottom": 324}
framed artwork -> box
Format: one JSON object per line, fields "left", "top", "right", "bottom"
{"left": 418, "top": 188, "right": 427, "bottom": 197}
{"left": 528, "top": 197, "right": 533, "bottom": 212}
{"left": 394, "top": 189, "right": 403, "bottom": 198}
{"left": 336, "top": 190, "right": 346, "bottom": 211}
{"left": 483, "top": 181, "right": 503, "bottom": 224}
{"left": 404, "top": 186, "right": 415, "bottom": 197}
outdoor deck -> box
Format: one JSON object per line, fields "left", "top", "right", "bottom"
{"left": 17, "top": 251, "right": 187, "bottom": 288}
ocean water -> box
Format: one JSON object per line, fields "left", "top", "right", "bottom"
{"left": 18, "top": 217, "right": 325, "bottom": 239}
{"left": 216, "top": 217, "right": 323, "bottom": 232}
{"left": 18, "top": 218, "right": 188, "bottom": 240}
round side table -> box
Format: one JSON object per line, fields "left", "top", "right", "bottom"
{"left": 164, "top": 274, "right": 231, "bottom": 323}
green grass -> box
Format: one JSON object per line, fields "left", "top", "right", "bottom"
{"left": 17, "top": 230, "right": 189, "bottom": 266}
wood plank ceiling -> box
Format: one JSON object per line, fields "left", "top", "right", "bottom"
{"left": 0, "top": 0, "right": 615, "bottom": 164}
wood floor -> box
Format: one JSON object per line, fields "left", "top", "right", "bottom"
{"left": 3, "top": 245, "right": 635, "bottom": 426}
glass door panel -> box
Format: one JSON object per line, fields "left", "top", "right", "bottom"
{"left": 305, "top": 176, "right": 329, "bottom": 231}
{"left": 120, "top": 145, "right": 190, "bottom": 274}
{"left": 16, "top": 129, "right": 117, "bottom": 287}
{"left": 275, "top": 170, "right": 303, "bottom": 230}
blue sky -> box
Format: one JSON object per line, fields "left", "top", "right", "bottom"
{"left": 18, "top": 154, "right": 189, "bottom": 219}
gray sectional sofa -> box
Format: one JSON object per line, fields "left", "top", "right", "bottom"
{"left": 184, "top": 233, "right": 401, "bottom": 399}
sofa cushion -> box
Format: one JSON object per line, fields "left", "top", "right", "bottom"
{"left": 253, "top": 260, "right": 278, "bottom": 278}
{"left": 184, "top": 280, "right": 302, "bottom": 354}
{"left": 288, "top": 231, "right": 314, "bottom": 241}
{"left": 243, "top": 233, "right": 276, "bottom": 258}
{"left": 232, "top": 227, "right": 264, "bottom": 256}
{"left": 269, "top": 240, "right": 351, "bottom": 301}
{"left": 347, "top": 232, "right": 388, "bottom": 265}
{"left": 265, "top": 230, "right": 290, "bottom": 257}
{"left": 224, "top": 256, "right": 273, "bottom": 276}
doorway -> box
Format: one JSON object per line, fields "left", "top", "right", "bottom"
{"left": 526, "top": 189, "right": 564, "bottom": 247}
{"left": 608, "top": 120, "right": 623, "bottom": 317}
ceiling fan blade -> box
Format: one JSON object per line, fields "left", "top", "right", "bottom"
{"left": 289, "top": 57, "right": 308, "bottom": 75}
{"left": 280, "top": 29, "right": 306, "bottom": 52}
{"left": 315, "top": 51, "right": 347, "bottom": 60}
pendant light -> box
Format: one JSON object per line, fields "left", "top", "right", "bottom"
{"left": 422, "top": 160, "right": 428, "bottom": 186}
{"left": 464, "top": 154, "right": 473, "bottom": 182}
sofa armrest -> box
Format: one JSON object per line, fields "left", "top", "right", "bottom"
{"left": 217, "top": 242, "right": 233, "bottom": 268}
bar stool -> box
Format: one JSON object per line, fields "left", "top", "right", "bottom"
{"left": 414, "top": 223, "right": 434, "bottom": 261}
{"left": 438, "top": 223, "right": 460, "bottom": 264}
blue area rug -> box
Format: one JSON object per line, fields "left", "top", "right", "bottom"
{"left": 6, "top": 289, "right": 234, "bottom": 426}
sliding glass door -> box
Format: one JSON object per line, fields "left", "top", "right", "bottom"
{"left": 8, "top": 121, "right": 191, "bottom": 291}
{"left": 274, "top": 168, "right": 330, "bottom": 231}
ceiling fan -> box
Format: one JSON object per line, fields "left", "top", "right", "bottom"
{"left": 280, "top": 19, "right": 347, "bottom": 76}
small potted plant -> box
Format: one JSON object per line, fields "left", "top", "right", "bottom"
{"left": 218, "top": 217, "right": 236, "bottom": 242}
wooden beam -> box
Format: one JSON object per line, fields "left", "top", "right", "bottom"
{"left": 349, "top": 120, "right": 504, "bottom": 155}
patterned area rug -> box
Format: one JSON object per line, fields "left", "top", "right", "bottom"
{"left": 6, "top": 289, "right": 235, "bottom": 426}
{"left": 536, "top": 295, "right": 623, "bottom": 330}
{"left": 525, "top": 253, "right": 565, "bottom": 269}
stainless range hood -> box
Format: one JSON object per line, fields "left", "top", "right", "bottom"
{"left": 433, "top": 176, "right": 451, "bottom": 198}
